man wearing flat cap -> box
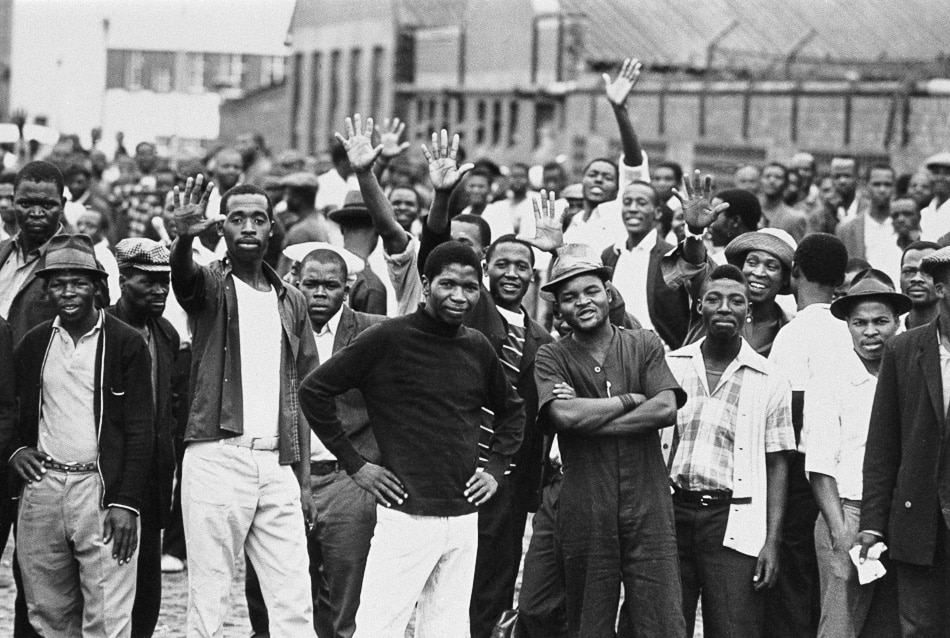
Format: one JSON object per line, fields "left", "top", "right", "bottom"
{"left": 857, "top": 245, "right": 950, "bottom": 635}
{"left": 919, "top": 152, "right": 950, "bottom": 243}
{"left": 106, "top": 238, "right": 182, "bottom": 638}
{"left": 533, "top": 243, "right": 688, "bottom": 637}
{"left": 9, "top": 234, "right": 154, "bottom": 637}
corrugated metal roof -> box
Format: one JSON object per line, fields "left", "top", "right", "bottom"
{"left": 561, "top": 0, "right": 950, "bottom": 69}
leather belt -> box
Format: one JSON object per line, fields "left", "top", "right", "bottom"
{"left": 672, "top": 487, "right": 734, "bottom": 506}
{"left": 44, "top": 460, "right": 97, "bottom": 473}
{"left": 311, "top": 461, "right": 343, "bottom": 476}
{"left": 221, "top": 436, "right": 279, "bottom": 451}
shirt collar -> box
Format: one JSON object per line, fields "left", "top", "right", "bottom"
{"left": 12, "top": 224, "right": 65, "bottom": 259}
{"left": 220, "top": 256, "right": 287, "bottom": 299}
{"left": 52, "top": 309, "right": 104, "bottom": 341}
{"left": 625, "top": 228, "right": 658, "bottom": 252}
{"left": 318, "top": 306, "right": 344, "bottom": 336}
{"left": 669, "top": 337, "right": 770, "bottom": 375}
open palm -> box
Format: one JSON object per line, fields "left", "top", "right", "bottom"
{"left": 336, "top": 113, "right": 382, "bottom": 172}
{"left": 676, "top": 170, "right": 729, "bottom": 231}
{"left": 422, "top": 129, "right": 473, "bottom": 191}
{"left": 602, "top": 58, "right": 642, "bottom": 106}
{"left": 522, "top": 189, "right": 563, "bottom": 252}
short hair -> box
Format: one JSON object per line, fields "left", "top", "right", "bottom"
{"left": 509, "top": 162, "right": 530, "bottom": 175}
{"left": 846, "top": 257, "right": 872, "bottom": 273}
{"left": 219, "top": 183, "right": 274, "bottom": 220}
{"left": 388, "top": 184, "right": 421, "bottom": 205}
{"left": 901, "top": 240, "right": 941, "bottom": 266}
{"left": 63, "top": 163, "right": 91, "bottom": 182}
{"left": 794, "top": 233, "right": 849, "bottom": 287}
{"left": 15, "top": 161, "right": 65, "bottom": 196}
{"left": 715, "top": 188, "right": 762, "bottom": 230}
{"left": 624, "top": 180, "right": 660, "bottom": 206}
{"left": 135, "top": 141, "right": 155, "bottom": 153}
{"left": 453, "top": 213, "right": 491, "bottom": 248}
{"left": 423, "top": 240, "right": 482, "bottom": 282}
{"left": 299, "top": 248, "right": 348, "bottom": 280}
{"left": 582, "top": 157, "right": 619, "bottom": 181}
{"left": 542, "top": 161, "right": 566, "bottom": 175}
{"left": 867, "top": 164, "right": 895, "bottom": 180}
{"left": 830, "top": 155, "right": 858, "bottom": 172}
{"left": 763, "top": 162, "right": 788, "bottom": 180}
{"left": 485, "top": 234, "right": 536, "bottom": 267}
{"left": 654, "top": 160, "right": 684, "bottom": 183}
{"left": 701, "top": 264, "right": 747, "bottom": 296}
{"left": 466, "top": 167, "right": 494, "bottom": 184}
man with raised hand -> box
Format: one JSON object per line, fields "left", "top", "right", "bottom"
{"left": 170, "top": 176, "right": 318, "bottom": 637}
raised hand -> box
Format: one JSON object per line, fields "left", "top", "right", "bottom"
{"left": 421, "top": 129, "right": 474, "bottom": 191}
{"left": 674, "top": 169, "right": 730, "bottom": 234}
{"left": 335, "top": 113, "right": 383, "bottom": 173}
{"left": 522, "top": 189, "right": 564, "bottom": 253}
{"left": 375, "top": 117, "right": 410, "bottom": 160}
{"left": 172, "top": 174, "right": 221, "bottom": 239}
{"left": 602, "top": 58, "right": 642, "bottom": 107}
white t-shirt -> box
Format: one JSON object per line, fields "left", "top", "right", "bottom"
{"left": 233, "top": 276, "right": 282, "bottom": 439}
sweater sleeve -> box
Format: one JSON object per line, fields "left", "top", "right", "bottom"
{"left": 298, "top": 326, "right": 385, "bottom": 474}
{"left": 483, "top": 343, "right": 525, "bottom": 481}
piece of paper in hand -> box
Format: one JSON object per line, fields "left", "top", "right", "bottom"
{"left": 849, "top": 543, "right": 887, "bottom": 585}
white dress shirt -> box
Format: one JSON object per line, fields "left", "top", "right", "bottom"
{"left": 610, "top": 229, "right": 658, "bottom": 333}
{"left": 310, "top": 309, "right": 344, "bottom": 462}
{"left": 863, "top": 213, "right": 903, "bottom": 286}
{"left": 920, "top": 196, "right": 950, "bottom": 243}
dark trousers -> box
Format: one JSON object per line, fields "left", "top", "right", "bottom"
{"left": 674, "top": 496, "right": 764, "bottom": 638}
{"left": 131, "top": 504, "right": 162, "bottom": 637}
{"left": 161, "top": 347, "right": 192, "bottom": 561}
{"left": 517, "top": 478, "right": 568, "bottom": 638}
{"left": 247, "top": 468, "right": 376, "bottom": 638}
{"left": 470, "top": 476, "right": 529, "bottom": 638}
{"left": 766, "top": 452, "right": 820, "bottom": 638}
{"left": 894, "top": 517, "right": 950, "bottom": 637}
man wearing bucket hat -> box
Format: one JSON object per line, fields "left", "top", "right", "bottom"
{"left": 919, "top": 152, "right": 950, "bottom": 242}
{"left": 804, "top": 270, "right": 907, "bottom": 638}
{"left": 534, "top": 243, "right": 687, "bottom": 637}
{"left": 10, "top": 234, "right": 154, "bottom": 637}
{"left": 106, "top": 238, "right": 182, "bottom": 638}
{"left": 857, "top": 245, "right": 950, "bottom": 635}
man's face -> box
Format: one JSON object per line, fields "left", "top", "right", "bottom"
{"left": 450, "top": 220, "right": 485, "bottom": 256}
{"left": 930, "top": 164, "right": 950, "bottom": 200}
{"left": 121, "top": 269, "right": 170, "bottom": 318}
{"left": 791, "top": 155, "right": 815, "bottom": 187}
{"left": 236, "top": 134, "right": 256, "bottom": 165}
{"left": 700, "top": 278, "right": 748, "bottom": 340}
{"left": 0, "top": 183, "right": 14, "bottom": 227}
{"left": 901, "top": 248, "right": 937, "bottom": 308}
{"left": 14, "top": 180, "right": 63, "bottom": 246}
{"left": 734, "top": 166, "right": 761, "bottom": 193}
{"left": 46, "top": 270, "right": 97, "bottom": 325}
{"left": 909, "top": 171, "right": 933, "bottom": 207}
{"left": 76, "top": 211, "right": 104, "bottom": 244}
{"left": 215, "top": 151, "right": 243, "bottom": 192}
{"left": 831, "top": 158, "right": 857, "bottom": 200}
{"left": 620, "top": 184, "right": 657, "bottom": 239}
{"left": 465, "top": 175, "right": 491, "bottom": 207}
{"left": 582, "top": 161, "right": 618, "bottom": 204}
{"left": 542, "top": 167, "right": 566, "bottom": 196}
{"left": 651, "top": 166, "right": 678, "bottom": 201}
{"left": 742, "top": 249, "right": 785, "bottom": 303}
{"left": 509, "top": 167, "right": 529, "bottom": 197}
{"left": 135, "top": 143, "right": 157, "bottom": 174}
{"left": 486, "top": 241, "right": 533, "bottom": 310}
{"left": 818, "top": 176, "right": 842, "bottom": 209}
{"left": 67, "top": 173, "right": 89, "bottom": 200}
{"left": 761, "top": 165, "right": 786, "bottom": 198}
{"left": 222, "top": 193, "right": 272, "bottom": 263}
{"left": 298, "top": 259, "right": 348, "bottom": 330}
{"left": 709, "top": 197, "right": 741, "bottom": 246}
{"left": 890, "top": 199, "right": 920, "bottom": 237}
{"left": 555, "top": 274, "right": 611, "bottom": 333}
{"left": 423, "top": 262, "right": 481, "bottom": 326}
{"left": 389, "top": 187, "right": 420, "bottom": 232}
{"left": 868, "top": 168, "right": 895, "bottom": 208}
{"left": 847, "top": 300, "right": 898, "bottom": 361}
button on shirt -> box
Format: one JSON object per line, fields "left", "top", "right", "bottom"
{"left": 803, "top": 349, "right": 877, "bottom": 501}
{"left": 610, "top": 229, "right": 658, "bottom": 334}
{"left": 38, "top": 312, "right": 103, "bottom": 464}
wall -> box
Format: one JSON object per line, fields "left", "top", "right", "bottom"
{"left": 219, "top": 82, "right": 289, "bottom": 153}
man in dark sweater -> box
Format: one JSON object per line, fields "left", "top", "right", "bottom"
{"left": 299, "top": 241, "right": 525, "bottom": 637}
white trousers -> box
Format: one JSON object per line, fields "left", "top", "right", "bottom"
{"left": 182, "top": 441, "right": 315, "bottom": 638}
{"left": 354, "top": 506, "right": 478, "bottom": 638}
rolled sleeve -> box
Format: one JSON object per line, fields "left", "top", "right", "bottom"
{"left": 764, "top": 375, "right": 796, "bottom": 453}
{"left": 802, "top": 374, "right": 841, "bottom": 480}
{"left": 384, "top": 234, "right": 423, "bottom": 316}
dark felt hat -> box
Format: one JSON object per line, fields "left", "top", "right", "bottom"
{"left": 327, "top": 190, "right": 372, "bottom": 226}
{"left": 830, "top": 272, "right": 912, "bottom": 320}
{"left": 35, "top": 234, "right": 107, "bottom": 280}
{"left": 540, "top": 243, "right": 613, "bottom": 295}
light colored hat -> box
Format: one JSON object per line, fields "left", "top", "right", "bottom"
{"left": 724, "top": 229, "right": 797, "bottom": 295}
{"left": 830, "top": 271, "right": 912, "bottom": 319}
{"left": 540, "top": 243, "right": 613, "bottom": 294}
{"left": 924, "top": 151, "right": 950, "bottom": 169}
{"left": 561, "top": 183, "right": 583, "bottom": 200}
{"left": 115, "top": 238, "right": 170, "bottom": 272}
{"left": 280, "top": 171, "right": 320, "bottom": 190}
{"left": 920, "top": 245, "right": 950, "bottom": 276}
{"left": 35, "top": 234, "right": 107, "bottom": 280}
{"left": 281, "top": 242, "right": 364, "bottom": 275}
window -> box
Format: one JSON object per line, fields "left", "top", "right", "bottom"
{"left": 370, "top": 46, "right": 385, "bottom": 118}
{"left": 507, "top": 100, "right": 519, "bottom": 147}
{"left": 144, "top": 52, "right": 174, "bottom": 93}
{"left": 309, "top": 52, "right": 322, "bottom": 155}
{"left": 476, "top": 100, "right": 487, "bottom": 144}
{"left": 491, "top": 100, "right": 502, "bottom": 146}
{"left": 328, "top": 50, "right": 341, "bottom": 133}
{"left": 215, "top": 54, "right": 243, "bottom": 87}
{"left": 186, "top": 53, "right": 204, "bottom": 92}
{"left": 290, "top": 52, "right": 303, "bottom": 149}
{"left": 125, "top": 51, "right": 144, "bottom": 89}
{"left": 261, "top": 55, "right": 286, "bottom": 86}
{"left": 348, "top": 48, "right": 362, "bottom": 115}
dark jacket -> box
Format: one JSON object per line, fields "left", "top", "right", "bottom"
{"left": 862, "top": 320, "right": 950, "bottom": 565}
{"left": 327, "top": 305, "right": 387, "bottom": 462}
{"left": 0, "top": 317, "right": 14, "bottom": 458}
{"left": 0, "top": 233, "right": 61, "bottom": 344}
{"left": 349, "top": 264, "right": 387, "bottom": 317}
{"left": 106, "top": 303, "right": 181, "bottom": 527}
{"left": 12, "top": 312, "right": 154, "bottom": 513}
{"left": 601, "top": 237, "right": 692, "bottom": 350}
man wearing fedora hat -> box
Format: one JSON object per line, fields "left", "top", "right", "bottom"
{"left": 535, "top": 243, "right": 687, "bottom": 637}
{"left": 919, "top": 152, "right": 950, "bottom": 242}
{"left": 327, "top": 190, "right": 390, "bottom": 316}
{"left": 804, "top": 270, "right": 907, "bottom": 638}
{"left": 106, "top": 237, "right": 182, "bottom": 638}
{"left": 857, "top": 245, "right": 950, "bottom": 635}
{"left": 10, "top": 233, "right": 154, "bottom": 637}
{"left": 280, "top": 171, "right": 341, "bottom": 244}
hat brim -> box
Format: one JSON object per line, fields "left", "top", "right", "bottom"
{"left": 540, "top": 265, "right": 613, "bottom": 295}
{"left": 724, "top": 233, "right": 795, "bottom": 295}
{"left": 35, "top": 265, "right": 108, "bottom": 280}
{"left": 327, "top": 206, "right": 371, "bottom": 224}
{"left": 830, "top": 291, "right": 914, "bottom": 320}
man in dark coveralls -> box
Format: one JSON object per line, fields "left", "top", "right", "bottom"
{"left": 534, "top": 243, "right": 687, "bottom": 637}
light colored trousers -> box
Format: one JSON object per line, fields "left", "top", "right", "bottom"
{"left": 17, "top": 469, "right": 139, "bottom": 638}
{"left": 354, "top": 506, "right": 478, "bottom": 638}
{"left": 182, "top": 440, "right": 315, "bottom": 638}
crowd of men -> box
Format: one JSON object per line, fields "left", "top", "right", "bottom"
{"left": 1, "top": 56, "right": 950, "bottom": 638}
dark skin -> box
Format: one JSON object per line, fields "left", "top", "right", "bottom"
{"left": 117, "top": 270, "right": 170, "bottom": 326}
{"left": 13, "top": 179, "right": 64, "bottom": 254}
{"left": 297, "top": 258, "right": 349, "bottom": 332}
{"left": 485, "top": 241, "right": 533, "bottom": 313}
{"left": 11, "top": 270, "right": 138, "bottom": 565}
{"left": 699, "top": 278, "right": 786, "bottom": 590}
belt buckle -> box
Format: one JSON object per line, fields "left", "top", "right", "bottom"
{"left": 699, "top": 493, "right": 714, "bottom": 507}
